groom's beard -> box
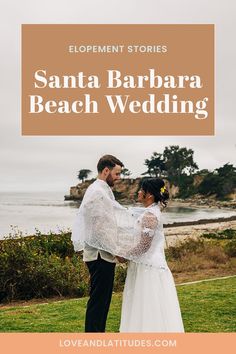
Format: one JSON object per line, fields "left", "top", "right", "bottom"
{"left": 106, "top": 172, "right": 114, "bottom": 187}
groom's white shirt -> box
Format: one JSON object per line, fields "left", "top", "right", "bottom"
{"left": 83, "top": 179, "right": 117, "bottom": 263}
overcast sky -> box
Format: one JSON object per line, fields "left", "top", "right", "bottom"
{"left": 0, "top": 0, "right": 235, "bottom": 192}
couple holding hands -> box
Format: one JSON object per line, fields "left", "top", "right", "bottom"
{"left": 72, "top": 155, "right": 184, "bottom": 333}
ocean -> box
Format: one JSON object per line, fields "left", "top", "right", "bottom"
{"left": 0, "top": 191, "right": 235, "bottom": 239}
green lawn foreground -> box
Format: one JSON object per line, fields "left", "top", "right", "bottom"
{"left": 0, "top": 277, "right": 235, "bottom": 333}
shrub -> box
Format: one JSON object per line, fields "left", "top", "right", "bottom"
{"left": 166, "top": 238, "right": 205, "bottom": 260}
{"left": 166, "top": 237, "right": 229, "bottom": 274}
{"left": 0, "top": 232, "right": 89, "bottom": 302}
{"left": 204, "top": 244, "right": 228, "bottom": 264}
{"left": 114, "top": 265, "right": 127, "bottom": 292}
{"left": 201, "top": 229, "right": 236, "bottom": 240}
{"left": 169, "top": 254, "right": 217, "bottom": 273}
{"left": 197, "top": 164, "right": 236, "bottom": 199}
{"left": 0, "top": 231, "right": 128, "bottom": 302}
{"left": 224, "top": 240, "right": 236, "bottom": 257}
{"left": 0, "top": 228, "right": 234, "bottom": 303}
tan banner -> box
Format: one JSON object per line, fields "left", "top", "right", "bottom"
{"left": 21, "top": 25, "right": 214, "bottom": 135}
{"left": 0, "top": 333, "right": 235, "bottom": 354}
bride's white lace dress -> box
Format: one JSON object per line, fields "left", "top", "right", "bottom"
{"left": 119, "top": 203, "right": 184, "bottom": 333}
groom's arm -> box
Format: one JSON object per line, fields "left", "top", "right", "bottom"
{"left": 84, "top": 193, "right": 118, "bottom": 254}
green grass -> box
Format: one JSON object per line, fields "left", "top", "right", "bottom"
{"left": 0, "top": 277, "right": 235, "bottom": 332}
{"left": 177, "top": 277, "right": 236, "bottom": 332}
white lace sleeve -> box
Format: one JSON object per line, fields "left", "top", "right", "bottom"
{"left": 125, "top": 211, "right": 158, "bottom": 258}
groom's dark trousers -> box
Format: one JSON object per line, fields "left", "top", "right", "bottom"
{"left": 85, "top": 254, "right": 116, "bottom": 332}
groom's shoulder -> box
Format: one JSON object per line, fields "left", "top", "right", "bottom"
{"left": 85, "top": 179, "right": 105, "bottom": 197}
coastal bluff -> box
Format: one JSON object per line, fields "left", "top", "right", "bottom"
{"left": 65, "top": 177, "right": 236, "bottom": 208}
{"left": 65, "top": 178, "right": 179, "bottom": 203}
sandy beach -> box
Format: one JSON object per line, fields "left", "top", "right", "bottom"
{"left": 164, "top": 217, "right": 236, "bottom": 247}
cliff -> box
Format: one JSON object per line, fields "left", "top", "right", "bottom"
{"left": 65, "top": 178, "right": 179, "bottom": 203}
{"left": 65, "top": 176, "right": 236, "bottom": 205}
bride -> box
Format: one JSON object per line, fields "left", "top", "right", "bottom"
{"left": 119, "top": 178, "right": 184, "bottom": 332}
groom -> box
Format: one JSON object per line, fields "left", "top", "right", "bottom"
{"left": 82, "top": 155, "right": 124, "bottom": 332}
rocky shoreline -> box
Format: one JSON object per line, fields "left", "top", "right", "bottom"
{"left": 171, "top": 197, "right": 236, "bottom": 210}
{"left": 164, "top": 215, "right": 236, "bottom": 228}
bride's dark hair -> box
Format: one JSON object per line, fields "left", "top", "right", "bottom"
{"left": 141, "top": 178, "right": 169, "bottom": 207}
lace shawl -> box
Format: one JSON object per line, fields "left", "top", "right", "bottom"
{"left": 71, "top": 179, "right": 161, "bottom": 265}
